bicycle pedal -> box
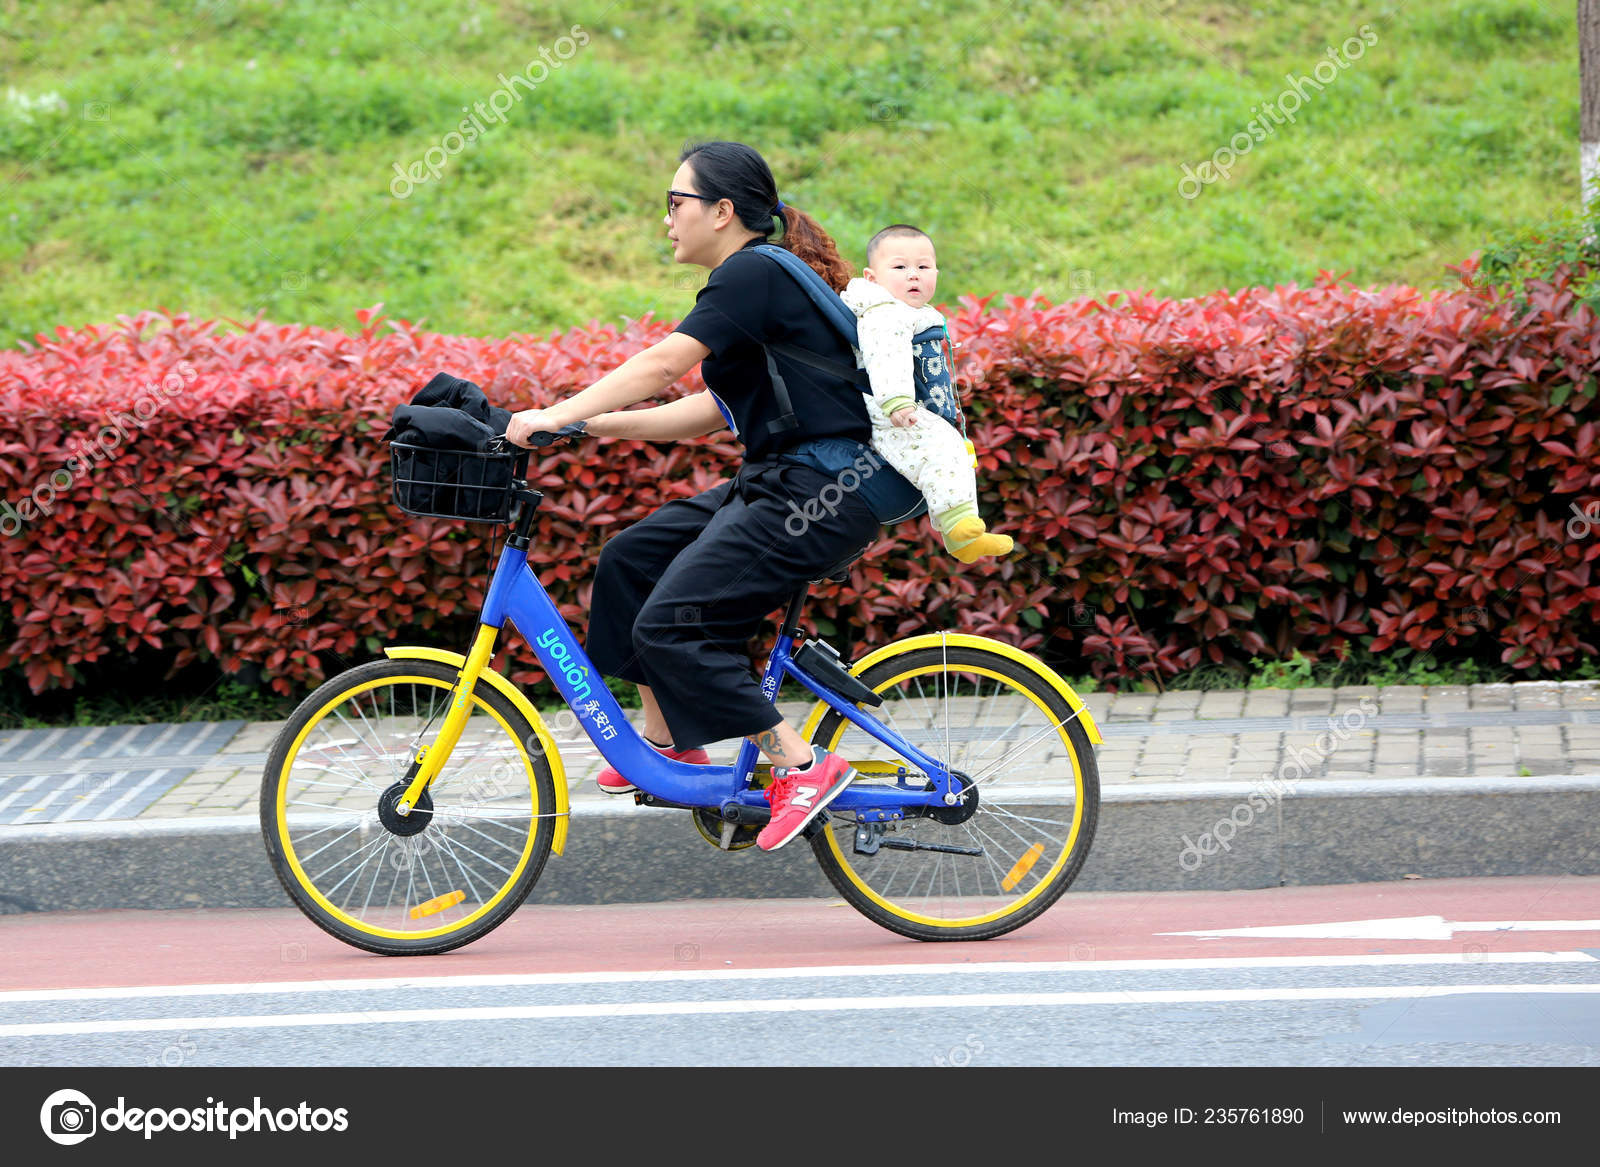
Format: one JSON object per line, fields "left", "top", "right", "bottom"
{"left": 724, "top": 803, "right": 771, "bottom": 826}
{"left": 799, "top": 813, "right": 829, "bottom": 841}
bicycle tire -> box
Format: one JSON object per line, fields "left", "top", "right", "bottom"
{"left": 807, "top": 643, "right": 1099, "bottom": 942}
{"left": 260, "top": 658, "right": 558, "bottom": 955}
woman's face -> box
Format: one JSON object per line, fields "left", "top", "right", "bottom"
{"left": 664, "top": 161, "right": 728, "bottom": 267}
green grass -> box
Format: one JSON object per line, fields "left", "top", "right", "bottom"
{"left": 0, "top": 0, "right": 1580, "bottom": 345}
{"left": 2, "top": 0, "right": 1588, "bottom": 727}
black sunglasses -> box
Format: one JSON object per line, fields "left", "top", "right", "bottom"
{"left": 666, "top": 189, "right": 720, "bottom": 217}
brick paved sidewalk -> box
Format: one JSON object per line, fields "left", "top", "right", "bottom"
{"left": 1, "top": 680, "right": 1595, "bottom": 827}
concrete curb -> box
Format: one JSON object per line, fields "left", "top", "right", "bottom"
{"left": 5, "top": 775, "right": 1598, "bottom": 912}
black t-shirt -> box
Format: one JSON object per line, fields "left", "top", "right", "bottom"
{"left": 673, "top": 240, "right": 871, "bottom": 463}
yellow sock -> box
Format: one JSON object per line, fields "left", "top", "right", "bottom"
{"left": 942, "top": 516, "right": 1015, "bottom": 563}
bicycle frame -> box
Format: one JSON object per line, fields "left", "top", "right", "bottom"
{"left": 394, "top": 529, "right": 961, "bottom": 824}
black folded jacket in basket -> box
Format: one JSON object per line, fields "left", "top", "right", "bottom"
{"left": 385, "top": 373, "right": 526, "bottom": 521}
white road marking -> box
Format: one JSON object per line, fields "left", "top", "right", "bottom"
{"left": 0, "top": 951, "right": 1593, "bottom": 1004}
{"left": 1162, "top": 916, "right": 1600, "bottom": 941}
{"left": 3, "top": 983, "right": 1599, "bottom": 1038}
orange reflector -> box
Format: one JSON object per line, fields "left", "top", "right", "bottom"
{"left": 1001, "top": 843, "right": 1045, "bottom": 892}
{"left": 409, "top": 890, "right": 465, "bottom": 919}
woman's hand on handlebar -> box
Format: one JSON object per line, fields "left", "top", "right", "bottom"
{"left": 505, "top": 408, "right": 566, "bottom": 448}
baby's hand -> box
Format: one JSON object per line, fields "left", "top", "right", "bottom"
{"left": 890, "top": 406, "right": 918, "bottom": 429}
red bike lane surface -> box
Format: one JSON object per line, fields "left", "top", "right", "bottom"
{"left": 3, "top": 876, "right": 1598, "bottom": 993}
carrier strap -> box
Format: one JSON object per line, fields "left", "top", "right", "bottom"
{"left": 749, "top": 243, "right": 952, "bottom": 436}
{"left": 762, "top": 348, "right": 802, "bottom": 437}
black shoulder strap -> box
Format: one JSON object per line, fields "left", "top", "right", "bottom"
{"left": 745, "top": 245, "right": 873, "bottom": 437}
{"left": 763, "top": 341, "right": 875, "bottom": 437}
{"left": 762, "top": 348, "right": 801, "bottom": 437}
{"left": 768, "top": 340, "right": 869, "bottom": 386}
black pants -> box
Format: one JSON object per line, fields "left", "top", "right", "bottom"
{"left": 584, "top": 459, "right": 881, "bottom": 751}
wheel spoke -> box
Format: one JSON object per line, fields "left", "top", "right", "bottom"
{"left": 435, "top": 832, "right": 490, "bottom": 906}
{"left": 963, "top": 818, "right": 1018, "bottom": 890}
{"left": 983, "top": 804, "right": 1073, "bottom": 829}
{"left": 293, "top": 822, "right": 366, "bottom": 866}
{"left": 312, "top": 833, "right": 391, "bottom": 896}
{"left": 984, "top": 806, "right": 1046, "bottom": 851}
{"left": 345, "top": 694, "right": 403, "bottom": 786}
{"left": 305, "top": 727, "right": 386, "bottom": 793}
{"left": 940, "top": 633, "right": 951, "bottom": 778}
{"left": 442, "top": 816, "right": 528, "bottom": 858}
{"left": 290, "top": 777, "right": 377, "bottom": 794}
{"left": 963, "top": 703, "right": 1032, "bottom": 770}
{"left": 967, "top": 709, "right": 1083, "bottom": 786}
{"left": 431, "top": 831, "right": 516, "bottom": 878}
{"left": 359, "top": 837, "right": 391, "bottom": 917}
{"left": 265, "top": 665, "right": 554, "bottom": 951}
{"left": 284, "top": 798, "right": 366, "bottom": 812}
{"left": 809, "top": 646, "right": 1097, "bottom": 936}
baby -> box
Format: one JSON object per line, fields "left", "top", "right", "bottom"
{"left": 840, "top": 225, "right": 1013, "bottom": 562}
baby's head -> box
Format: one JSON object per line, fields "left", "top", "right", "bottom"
{"left": 864, "top": 224, "right": 938, "bottom": 308}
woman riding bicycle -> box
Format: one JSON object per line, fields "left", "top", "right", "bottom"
{"left": 505, "top": 140, "right": 879, "bottom": 852}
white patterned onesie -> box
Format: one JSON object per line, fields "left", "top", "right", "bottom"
{"left": 838, "top": 277, "right": 975, "bottom": 523}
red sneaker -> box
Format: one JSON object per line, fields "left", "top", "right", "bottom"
{"left": 596, "top": 739, "right": 709, "bottom": 794}
{"left": 756, "top": 747, "right": 857, "bottom": 852}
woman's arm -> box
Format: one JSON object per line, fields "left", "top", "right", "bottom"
{"left": 507, "top": 332, "right": 712, "bottom": 444}
{"left": 585, "top": 390, "right": 727, "bottom": 442}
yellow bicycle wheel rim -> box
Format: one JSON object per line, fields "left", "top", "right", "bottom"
{"left": 816, "top": 661, "right": 1088, "bottom": 930}
{"left": 273, "top": 675, "right": 540, "bottom": 941}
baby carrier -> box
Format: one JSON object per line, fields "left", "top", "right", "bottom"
{"left": 741, "top": 243, "right": 972, "bottom": 526}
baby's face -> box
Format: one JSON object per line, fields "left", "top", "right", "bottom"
{"left": 865, "top": 236, "right": 938, "bottom": 307}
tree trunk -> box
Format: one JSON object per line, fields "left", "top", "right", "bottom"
{"left": 1582, "top": 0, "right": 1600, "bottom": 206}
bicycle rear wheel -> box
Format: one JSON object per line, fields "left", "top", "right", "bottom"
{"left": 808, "top": 642, "right": 1098, "bottom": 942}
{"left": 260, "top": 658, "right": 558, "bottom": 955}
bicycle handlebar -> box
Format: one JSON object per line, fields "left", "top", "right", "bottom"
{"left": 491, "top": 420, "right": 590, "bottom": 451}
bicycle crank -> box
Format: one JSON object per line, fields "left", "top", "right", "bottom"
{"left": 690, "top": 808, "right": 761, "bottom": 851}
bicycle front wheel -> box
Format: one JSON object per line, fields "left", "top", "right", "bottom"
{"left": 260, "top": 658, "right": 558, "bottom": 955}
{"left": 808, "top": 641, "right": 1098, "bottom": 942}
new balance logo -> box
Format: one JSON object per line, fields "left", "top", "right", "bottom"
{"left": 791, "top": 785, "right": 819, "bottom": 809}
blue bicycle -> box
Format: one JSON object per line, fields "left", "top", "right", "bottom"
{"left": 260, "top": 429, "right": 1102, "bottom": 953}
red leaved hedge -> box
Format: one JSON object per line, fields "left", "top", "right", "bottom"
{"left": 2, "top": 259, "right": 1597, "bottom": 699}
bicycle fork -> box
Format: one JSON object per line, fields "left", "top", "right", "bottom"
{"left": 394, "top": 624, "right": 499, "bottom": 817}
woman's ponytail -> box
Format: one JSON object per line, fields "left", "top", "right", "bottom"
{"left": 773, "top": 205, "right": 853, "bottom": 292}
{"left": 679, "top": 140, "right": 854, "bottom": 291}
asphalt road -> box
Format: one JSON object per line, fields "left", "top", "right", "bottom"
{"left": 3, "top": 876, "right": 1598, "bottom": 1068}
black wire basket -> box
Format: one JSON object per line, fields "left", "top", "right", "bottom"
{"left": 389, "top": 439, "right": 529, "bottom": 523}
